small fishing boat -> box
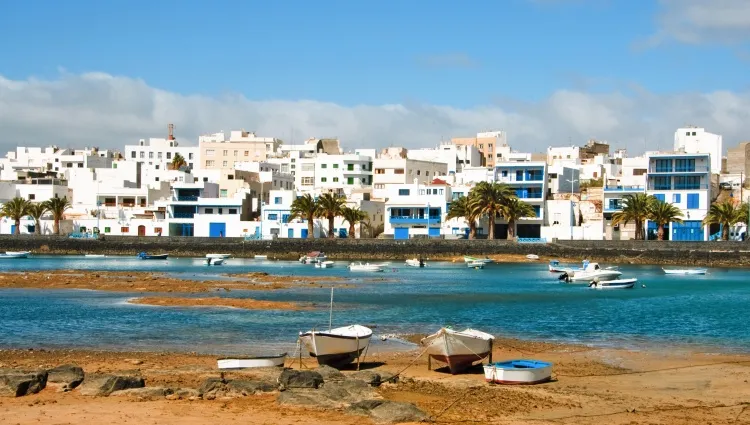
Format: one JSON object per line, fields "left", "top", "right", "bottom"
{"left": 526, "top": 254, "right": 539, "bottom": 260}
{"left": 217, "top": 353, "right": 287, "bottom": 369}
{"left": 137, "top": 252, "right": 168, "bottom": 260}
{"left": 315, "top": 261, "right": 335, "bottom": 269}
{"left": 348, "top": 262, "right": 385, "bottom": 272}
{"left": 559, "top": 262, "right": 621, "bottom": 283}
{"left": 464, "top": 256, "right": 493, "bottom": 264}
{"left": 1, "top": 251, "right": 31, "bottom": 259}
{"left": 254, "top": 255, "right": 268, "bottom": 260}
{"left": 484, "top": 360, "right": 552, "bottom": 385}
{"left": 84, "top": 254, "right": 106, "bottom": 258}
{"left": 300, "top": 251, "right": 327, "bottom": 264}
{"left": 405, "top": 258, "right": 426, "bottom": 268}
{"left": 589, "top": 278, "right": 637, "bottom": 289}
{"left": 468, "top": 260, "right": 485, "bottom": 269}
{"left": 662, "top": 268, "right": 707, "bottom": 275}
{"left": 206, "top": 253, "right": 231, "bottom": 259}
{"left": 299, "top": 325, "right": 372, "bottom": 367}
{"left": 205, "top": 257, "right": 225, "bottom": 266}
{"left": 421, "top": 328, "right": 494, "bottom": 374}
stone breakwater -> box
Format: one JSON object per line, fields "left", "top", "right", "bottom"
{"left": 0, "top": 235, "right": 748, "bottom": 267}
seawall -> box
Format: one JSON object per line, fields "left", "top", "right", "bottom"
{"left": 0, "top": 235, "right": 747, "bottom": 267}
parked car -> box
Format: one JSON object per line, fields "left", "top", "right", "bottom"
{"left": 719, "top": 182, "right": 732, "bottom": 190}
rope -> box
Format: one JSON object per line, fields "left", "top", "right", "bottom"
{"left": 381, "top": 344, "right": 431, "bottom": 383}
{"left": 430, "top": 387, "right": 476, "bottom": 422}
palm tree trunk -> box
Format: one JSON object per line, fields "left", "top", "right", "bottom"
{"left": 349, "top": 223, "right": 355, "bottom": 239}
{"left": 657, "top": 224, "right": 664, "bottom": 241}
{"left": 488, "top": 215, "right": 495, "bottom": 240}
{"left": 469, "top": 222, "right": 476, "bottom": 239}
{"left": 35, "top": 219, "right": 41, "bottom": 235}
{"left": 307, "top": 221, "right": 314, "bottom": 239}
{"left": 54, "top": 218, "right": 60, "bottom": 235}
{"left": 635, "top": 221, "right": 643, "bottom": 240}
{"left": 507, "top": 220, "right": 515, "bottom": 239}
{"left": 722, "top": 224, "right": 730, "bottom": 241}
{"left": 14, "top": 219, "right": 20, "bottom": 235}
{"left": 328, "top": 216, "right": 335, "bottom": 238}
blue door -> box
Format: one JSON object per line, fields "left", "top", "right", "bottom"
{"left": 180, "top": 223, "right": 194, "bottom": 237}
{"left": 301, "top": 228, "right": 308, "bottom": 238}
{"left": 394, "top": 227, "right": 409, "bottom": 240}
{"left": 339, "top": 229, "right": 348, "bottom": 238}
{"left": 428, "top": 227, "right": 440, "bottom": 237}
{"left": 10, "top": 225, "right": 15, "bottom": 234}
{"left": 209, "top": 223, "right": 226, "bottom": 237}
{"left": 287, "top": 228, "right": 294, "bottom": 238}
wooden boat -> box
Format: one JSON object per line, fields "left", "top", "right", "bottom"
{"left": 205, "top": 257, "right": 225, "bottom": 265}
{"left": 464, "top": 256, "right": 493, "bottom": 264}
{"left": 405, "top": 258, "right": 426, "bottom": 268}
{"left": 467, "top": 261, "right": 485, "bottom": 269}
{"left": 526, "top": 254, "right": 539, "bottom": 260}
{"left": 137, "top": 252, "right": 168, "bottom": 260}
{"left": 206, "top": 253, "right": 231, "bottom": 259}
{"left": 662, "top": 268, "right": 707, "bottom": 275}
{"left": 421, "top": 328, "right": 494, "bottom": 374}
{"left": 348, "top": 262, "right": 385, "bottom": 272}
{"left": 299, "top": 325, "right": 372, "bottom": 367}
{"left": 589, "top": 278, "right": 637, "bottom": 289}
{"left": 217, "top": 353, "right": 287, "bottom": 369}
{"left": 315, "top": 261, "right": 334, "bottom": 269}
{"left": 1, "top": 251, "right": 31, "bottom": 259}
{"left": 484, "top": 360, "right": 552, "bottom": 385}
{"left": 559, "top": 262, "right": 621, "bottom": 283}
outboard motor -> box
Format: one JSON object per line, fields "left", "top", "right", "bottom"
{"left": 558, "top": 272, "right": 568, "bottom": 281}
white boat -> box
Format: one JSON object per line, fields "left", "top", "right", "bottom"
{"left": 254, "top": 255, "right": 268, "bottom": 260}
{"left": 526, "top": 254, "right": 539, "bottom": 260}
{"left": 2, "top": 251, "right": 30, "bottom": 259}
{"left": 484, "top": 360, "right": 552, "bottom": 385}
{"left": 421, "top": 328, "right": 494, "bottom": 374}
{"left": 206, "top": 253, "right": 231, "bottom": 259}
{"left": 467, "top": 261, "right": 485, "bottom": 269}
{"left": 205, "top": 257, "right": 225, "bottom": 266}
{"left": 589, "top": 278, "right": 637, "bottom": 289}
{"left": 300, "top": 251, "right": 327, "bottom": 264}
{"left": 84, "top": 254, "right": 106, "bottom": 258}
{"left": 662, "top": 268, "right": 707, "bottom": 275}
{"left": 299, "top": 325, "right": 372, "bottom": 367}
{"left": 315, "top": 261, "right": 335, "bottom": 269}
{"left": 559, "top": 262, "right": 621, "bottom": 283}
{"left": 348, "top": 262, "right": 385, "bottom": 272}
{"left": 549, "top": 259, "right": 585, "bottom": 273}
{"left": 405, "top": 258, "right": 426, "bottom": 268}
{"left": 217, "top": 353, "right": 287, "bottom": 369}
{"left": 464, "top": 256, "right": 493, "bottom": 264}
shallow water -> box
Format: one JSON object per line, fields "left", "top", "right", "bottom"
{"left": 1, "top": 256, "right": 748, "bottom": 355}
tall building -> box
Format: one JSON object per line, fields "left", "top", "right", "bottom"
{"left": 674, "top": 126, "right": 723, "bottom": 174}
{"left": 451, "top": 130, "right": 507, "bottom": 167}
{"left": 199, "top": 131, "right": 282, "bottom": 170}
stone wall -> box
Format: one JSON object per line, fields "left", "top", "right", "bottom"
{"left": 0, "top": 235, "right": 747, "bottom": 267}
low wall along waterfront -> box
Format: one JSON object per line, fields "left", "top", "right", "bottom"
{"left": 0, "top": 235, "right": 747, "bottom": 267}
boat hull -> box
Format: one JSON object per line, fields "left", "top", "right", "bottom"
{"left": 299, "top": 327, "right": 372, "bottom": 368}
{"left": 206, "top": 254, "right": 231, "bottom": 259}
{"left": 590, "top": 278, "right": 636, "bottom": 289}
{"left": 483, "top": 360, "right": 552, "bottom": 385}
{"left": 663, "top": 268, "right": 707, "bottom": 275}
{"left": 140, "top": 254, "right": 168, "bottom": 260}
{"left": 421, "top": 328, "right": 494, "bottom": 374}
{"left": 3, "top": 251, "right": 30, "bottom": 259}
{"left": 566, "top": 271, "right": 622, "bottom": 282}
{"left": 405, "top": 259, "right": 425, "bottom": 267}
{"left": 217, "top": 354, "right": 287, "bottom": 369}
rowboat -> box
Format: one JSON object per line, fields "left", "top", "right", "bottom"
{"left": 484, "top": 360, "right": 552, "bottom": 385}
{"left": 662, "top": 268, "right": 707, "bottom": 275}
{"left": 217, "top": 353, "right": 287, "bottom": 369}
{"left": 467, "top": 261, "right": 485, "bottom": 269}
{"left": 206, "top": 253, "right": 231, "bottom": 259}
{"left": 421, "top": 328, "right": 494, "bottom": 374}
{"left": 589, "top": 278, "right": 637, "bottom": 289}
{"left": 137, "top": 252, "right": 168, "bottom": 260}
{"left": 348, "top": 262, "right": 385, "bottom": 272}
{"left": 0, "top": 251, "right": 31, "bottom": 259}
{"left": 299, "top": 325, "right": 372, "bottom": 367}
{"left": 254, "top": 255, "right": 268, "bottom": 260}
{"left": 464, "top": 256, "right": 493, "bottom": 264}
{"left": 315, "top": 261, "right": 335, "bottom": 269}
{"left": 405, "top": 258, "right": 426, "bottom": 267}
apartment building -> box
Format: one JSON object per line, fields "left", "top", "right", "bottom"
{"left": 384, "top": 180, "right": 451, "bottom": 239}
{"left": 493, "top": 161, "right": 547, "bottom": 238}
{"left": 125, "top": 135, "right": 198, "bottom": 172}
{"left": 406, "top": 143, "right": 481, "bottom": 174}
{"left": 199, "top": 131, "right": 282, "bottom": 170}
{"left": 372, "top": 158, "right": 448, "bottom": 199}
{"left": 451, "top": 130, "right": 507, "bottom": 167}
{"left": 674, "top": 126, "right": 722, "bottom": 174}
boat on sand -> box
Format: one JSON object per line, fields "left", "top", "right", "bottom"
{"left": 421, "top": 328, "right": 494, "bottom": 374}
{"left": 484, "top": 359, "right": 552, "bottom": 385}
{"left": 217, "top": 353, "right": 287, "bottom": 369}
{"left": 299, "top": 325, "right": 372, "bottom": 367}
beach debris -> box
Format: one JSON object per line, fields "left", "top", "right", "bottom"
{"left": 78, "top": 374, "right": 144, "bottom": 396}
{"left": 46, "top": 364, "right": 84, "bottom": 391}
{"left": 0, "top": 369, "right": 48, "bottom": 397}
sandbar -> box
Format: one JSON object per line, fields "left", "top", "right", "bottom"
{"left": 129, "top": 296, "right": 311, "bottom": 311}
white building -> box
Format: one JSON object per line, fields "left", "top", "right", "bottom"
{"left": 547, "top": 165, "right": 580, "bottom": 195}
{"left": 372, "top": 158, "right": 448, "bottom": 199}
{"left": 674, "top": 126, "right": 722, "bottom": 174}
{"left": 547, "top": 146, "right": 580, "bottom": 166}
{"left": 125, "top": 136, "right": 199, "bottom": 172}
{"left": 493, "top": 161, "right": 548, "bottom": 238}
{"left": 384, "top": 180, "right": 451, "bottom": 239}
{"left": 406, "top": 143, "right": 481, "bottom": 174}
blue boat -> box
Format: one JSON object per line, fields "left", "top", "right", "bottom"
{"left": 483, "top": 359, "right": 552, "bottom": 385}
{"left": 137, "top": 252, "right": 169, "bottom": 260}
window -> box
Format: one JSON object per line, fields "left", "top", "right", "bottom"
{"left": 686, "top": 131, "right": 690, "bottom": 136}
{"left": 398, "top": 189, "right": 410, "bottom": 196}
{"left": 375, "top": 169, "right": 385, "bottom": 174}
{"left": 149, "top": 152, "right": 154, "bottom": 159}
{"left": 104, "top": 227, "right": 111, "bottom": 233}
{"left": 301, "top": 164, "right": 314, "bottom": 171}
{"left": 654, "top": 194, "right": 665, "bottom": 202}
{"left": 222, "top": 161, "right": 228, "bottom": 167}
{"left": 321, "top": 164, "right": 327, "bottom": 169}
{"left": 223, "top": 150, "right": 228, "bottom": 156}
{"left": 188, "top": 153, "right": 194, "bottom": 160}
{"left": 189, "top": 163, "right": 193, "bottom": 168}
{"left": 333, "top": 177, "right": 339, "bottom": 182}
{"left": 130, "top": 151, "right": 136, "bottom": 159}
{"left": 374, "top": 184, "right": 385, "bottom": 189}
{"left": 140, "top": 152, "right": 145, "bottom": 159}
{"left": 155, "top": 177, "right": 160, "bottom": 182}
{"left": 206, "top": 160, "right": 215, "bottom": 167}
{"left": 154, "top": 227, "right": 162, "bottom": 235}
{"left": 692, "top": 132, "right": 696, "bottom": 136}
{"left": 244, "top": 151, "right": 249, "bottom": 156}
{"left": 274, "top": 197, "right": 282, "bottom": 204}
{"left": 206, "top": 149, "right": 215, "bottom": 157}
{"left": 220, "top": 189, "right": 228, "bottom": 197}
{"left": 28, "top": 194, "right": 35, "bottom": 200}
{"left": 347, "top": 164, "right": 354, "bottom": 171}
{"left": 347, "top": 177, "right": 354, "bottom": 185}
{"left": 218, "top": 208, "right": 223, "bottom": 214}
{"left": 394, "top": 169, "right": 404, "bottom": 174}
{"left": 333, "top": 164, "right": 339, "bottom": 169}
{"left": 167, "top": 152, "right": 172, "bottom": 159}
{"left": 205, "top": 208, "right": 214, "bottom": 214}
{"left": 233, "top": 150, "right": 238, "bottom": 157}
{"left": 301, "top": 177, "right": 314, "bottom": 185}
{"left": 268, "top": 213, "right": 278, "bottom": 220}
{"left": 673, "top": 194, "right": 681, "bottom": 203}
{"left": 155, "top": 165, "right": 160, "bottom": 170}
{"left": 228, "top": 209, "right": 237, "bottom": 215}
{"left": 228, "top": 175, "right": 234, "bottom": 180}
{"left": 203, "top": 177, "right": 209, "bottom": 182}
{"left": 687, "top": 193, "right": 699, "bottom": 209}
{"left": 157, "top": 152, "right": 162, "bottom": 159}
{"left": 321, "top": 177, "right": 327, "bottom": 182}
{"left": 120, "top": 227, "right": 129, "bottom": 233}
{"left": 417, "top": 170, "right": 421, "bottom": 176}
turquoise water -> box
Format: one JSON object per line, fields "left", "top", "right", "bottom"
{"left": 1, "top": 255, "right": 749, "bottom": 355}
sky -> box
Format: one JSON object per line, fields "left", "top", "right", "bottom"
{"left": 0, "top": 0, "right": 749, "bottom": 155}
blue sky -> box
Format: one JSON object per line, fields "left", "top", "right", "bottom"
{"left": 0, "top": 0, "right": 749, "bottom": 152}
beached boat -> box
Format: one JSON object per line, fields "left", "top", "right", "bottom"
{"left": 463, "top": 256, "right": 493, "bottom": 264}
{"left": 483, "top": 360, "right": 552, "bottom": 385}
{"left": 315, "top": 261, "right": 334, "bottom": 269}
{"left": 299, "top": 325, "right": 372, "bottom": 367}
{"left": 405, "top": 258, "right": 426, "bottom": 268}
{"left": 84, "top": 254, "right": 106, "bottom": 258}
{"left": 348, "top": 262, "right": 385, "bottom": 272}
{"left": 217, "top": 353, "right": 287, "bottom": 369}
{"left": 662, "top": 268, "right": 707, "bottom": 275}
{"left": 1, "top": 251, "right": 31, "bottom": 259}
{"left": 137, "top": 252, "right": 168, "bottom": 260}
{"left": 526, "top": 254, "right": 539, "bottom": 260}
{"left": 421, "top": 328, "right": 494, "bottom": 374}
{"left": 300, "top": 251, "right": 327, "bottom": 264}
{"left": 468, "top": 261, "right": 485, "bottom": 269}
{"left": 559, "top": 262, "right": 621, "bottom": 283}
{"left": 206, "top": 253, "right": 231, "bottom": 259}
{"left": 589, "top": 278, "right": 637, "bottom": 289}
{"left": 205, "top": 257, "right": 225, "bottom": 266}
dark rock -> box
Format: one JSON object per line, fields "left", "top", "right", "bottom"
{"left": 226, "top": 379, "right": 277, "bottom": 395}
{"left": 278, "top": 369, "right": 324, "bottom": 389}
{"left": 198, "top": 377, "right": 225, "bottom": 396}
{"left": 78, "top": 374, "right": 144, "bottom": 396}
{"left": 277, "top": 379, "right": 378, "bottom": 409}
{"left": 47, "top": 364, "right": 84, "bottom": 390}
{"left": 379, "top": 372, "right": 399, "bottom": 384}
{"left": 316, "top": 365, "right": 345, "bottom": 381}
{"left": 348, "top": 399, "right": 386, "bottom": 415}
{"left": 321, "top": 379, "right": 376, "bottom": 402}
{"left": 277, "top": 389, "right": 342, "bottom": 408}
{"left": 110, "top": 387, "right": 171, "bottom": 400}
{"left": 0, "top": 369, "right": 48, "bottom": 397}
{"left": 366, "top": 400, "right": 429, "bottom": 424}
{"left": 349, "top": 370, "right": 381, "bottom": 386}
{"left": 172, "top": 388, "right": 200, "bottom": 399}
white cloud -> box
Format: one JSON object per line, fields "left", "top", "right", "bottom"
{"left": 0, "top": 72, "right": 749, "bottom": 155}
{"left": 647, "top": 0, "right": 750, "bottom": 45}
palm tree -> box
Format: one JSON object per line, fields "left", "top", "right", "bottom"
{"left": 171, "top": 153, "right": 187, "bottom": 170}
{"left": 703, "top": 200, "right": 743, "bottom": 241}
{"left": 500, "top": 197, "right": 536, "bottom": 239}
{"left": 341, "top": 206, "right": 368, "bottom": 239}
{"left": 287, "top": 194, "right": 317, "bottom": 239}
{"left": 648, "top": 201, "right": 683, "bottom": 241}
{"left": 26, "top": 203, "right": 49, "bottom": 235}
{"left": 0, "top": 197, "right": 31, "bottom": 235}
{"left": 44, "top": 196, "right": 72, "bottom": 235}
{"left": 611, "top": 193, "right": 654, "bottom": 240}
{"left": 446, "top": 195, "right": 480, "bottom": 239}
{"left": 316, "top": 193, "right": 346, "bottom": 238}
{"left": 468, "top": 182, "right": 514, "bottom": 239}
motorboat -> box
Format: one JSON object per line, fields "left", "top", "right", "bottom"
{"left": 559, "top": 262, "right": 621, "bottom": 283}
{"left": 254, "top": 255, "right": 268, "bottom": 260}
{"left": 205, "top": 257, "right": 225, "bottom": 266}
{"left": 206, "top": 253, "right": 231, "bottom": 259}
{"left": 405, "top": 258, "right": 426, "bottom": 268}
{"left": 137, "top": 252, "right": 168, "bottom": 260}
{"left": 300, "top": 251, "right": 327, "bottom": 264}
{"left": 468, "top": 261, "right": 485, "bottom": 269}
{"left": 484, "top": 360, "right": 552, "bottom": 385}
{"left": 526, "top": 254, "right": 539, "bottom": 260}
{"left": 550, "top": 259, "right": 587, "bottom": 273}
{"left": 589, "top": 278, "right": 637, "bottom": 289}
{"left": 464, "top": 256, "right": 493, "bottom": 264}
{"left": 315, "top": 261, "right": 335, "bottom": 269}
{"left": 84, "top": 254, "right": 106, "bottom": 258}
{"left": 348, "top": 262, "right": 385, "bottom": 272}
{"left": 662, "top": 268, "right": 707, "bottom": 275}
{"left": 299, "top": 325, "right": 372, "bottom": 367}
{"left": 1, "top": 251, "right": 31, "bottom": 259}
{"left": 217, "top": 353, "right": 287, "bottom": 369}
{"left": 421, "top": 328, "right": 494, "bottom": 374}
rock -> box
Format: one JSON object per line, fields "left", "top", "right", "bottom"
{"left": 348, "top": 400, "right": 428, "bottom": 424}
{"left": 173, "top": 388, "right": 200, "bottom": 399}
{"left": 278, "top": 369, "right": 324, "bottom": 389}
{"left": 378, "top": 372, "right": 398, "bottom": 384}
{"left": 79, "top": 374, "right": 145, "bottom": 396}
{"left": 0, "top": 369, "right": 48, "bottom": 397}
{"left": 316, "top": 365, "right": 345, "bottom": 381}
{"left": 198, "top": 377, "right": 225, "bottom": 396}
{"left": 320, "top": 380, "right": 377, "bottom": 403}
{"left": 110, "top": 387, "right": 171, "bottom": 401}
{"left": 277, "top": 389, "right": 342, "bottom": 409}
{"left": 349, "top": 370, "right": 381, "bottom": 386}
{"left": 226, "top": 379, "right": 277, "bottom": 395}
{"left": 46, "top": 365, "right": 84, "bottom": 390}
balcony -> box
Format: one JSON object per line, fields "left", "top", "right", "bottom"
{"left": 173, "top": 212, "right": 195, "bottom": 219}
{"left": 496, "top": 176, "right": 544, "bottom": 184}
{"left": 389, "top": 215, "right": 442, "bottom": 224}
{"left": 176, "top": 195, "right": 199, "bottom": 201}
{"left": 648, "top": 166, "right": 709, "bottom": 173}
{"left": 603, "top": 185, "right": 645, "bottom": 192}
{"left": 647, "top": 184, "right": 709, "bottom": 191}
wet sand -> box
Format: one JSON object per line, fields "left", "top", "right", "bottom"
{"left": 129, "top": 296, "right": 312, "bottom": 311}
{"left": 1, "top": 339, "right": 749, "bottom": 424}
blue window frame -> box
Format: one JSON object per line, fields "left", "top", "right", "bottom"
{"left": 654, "top": 194, "right": 665, "bottom": 202}
{"left": 653, "top": 176, "right": 671, "bottom": 190}
{"left": 687, "top": 193, "right": 699, "bottom": 209}
{"left": 274, "top": 197, "right": 282, "bottom": 204}
{"left": 268, "top": 213, "right": 278, "bottom": 220}
{"left": 516, "top": 170, "right": 523, "bottom": 181}
{"left": 281, "top": 214, "right": 290, "bottom": 222}
{"left": 398, "top": 189, "right": 410, "bottom": 196}
{"left": 654, "top": 159, "right": 672, "bottom": 172}
{"left": 673, "top": 194, "right": 681, "bottom": 203}
{"left": 501, "top": 170, "right": 508, "bottom": 177}
{"left": 532, "top": 205, "right": 541, "bottom": 217}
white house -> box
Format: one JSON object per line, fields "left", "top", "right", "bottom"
{"left": 493, "top": 161, "right": 548, "bottom": 238}
{"left": 372, "top": 158, "right": 448, "bottom": 200}
{"left": 384, "top": 179, "right": 451, "bottom": 239}
{"left": 674, "top": 126, "right": 722, "bottom": 174}
{"left": 125, "top": 136, "right": 199, "bottom": 172}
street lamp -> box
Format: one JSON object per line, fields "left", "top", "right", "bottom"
{"left": 566, "top": 178, "right": 578, "bottom": 240}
